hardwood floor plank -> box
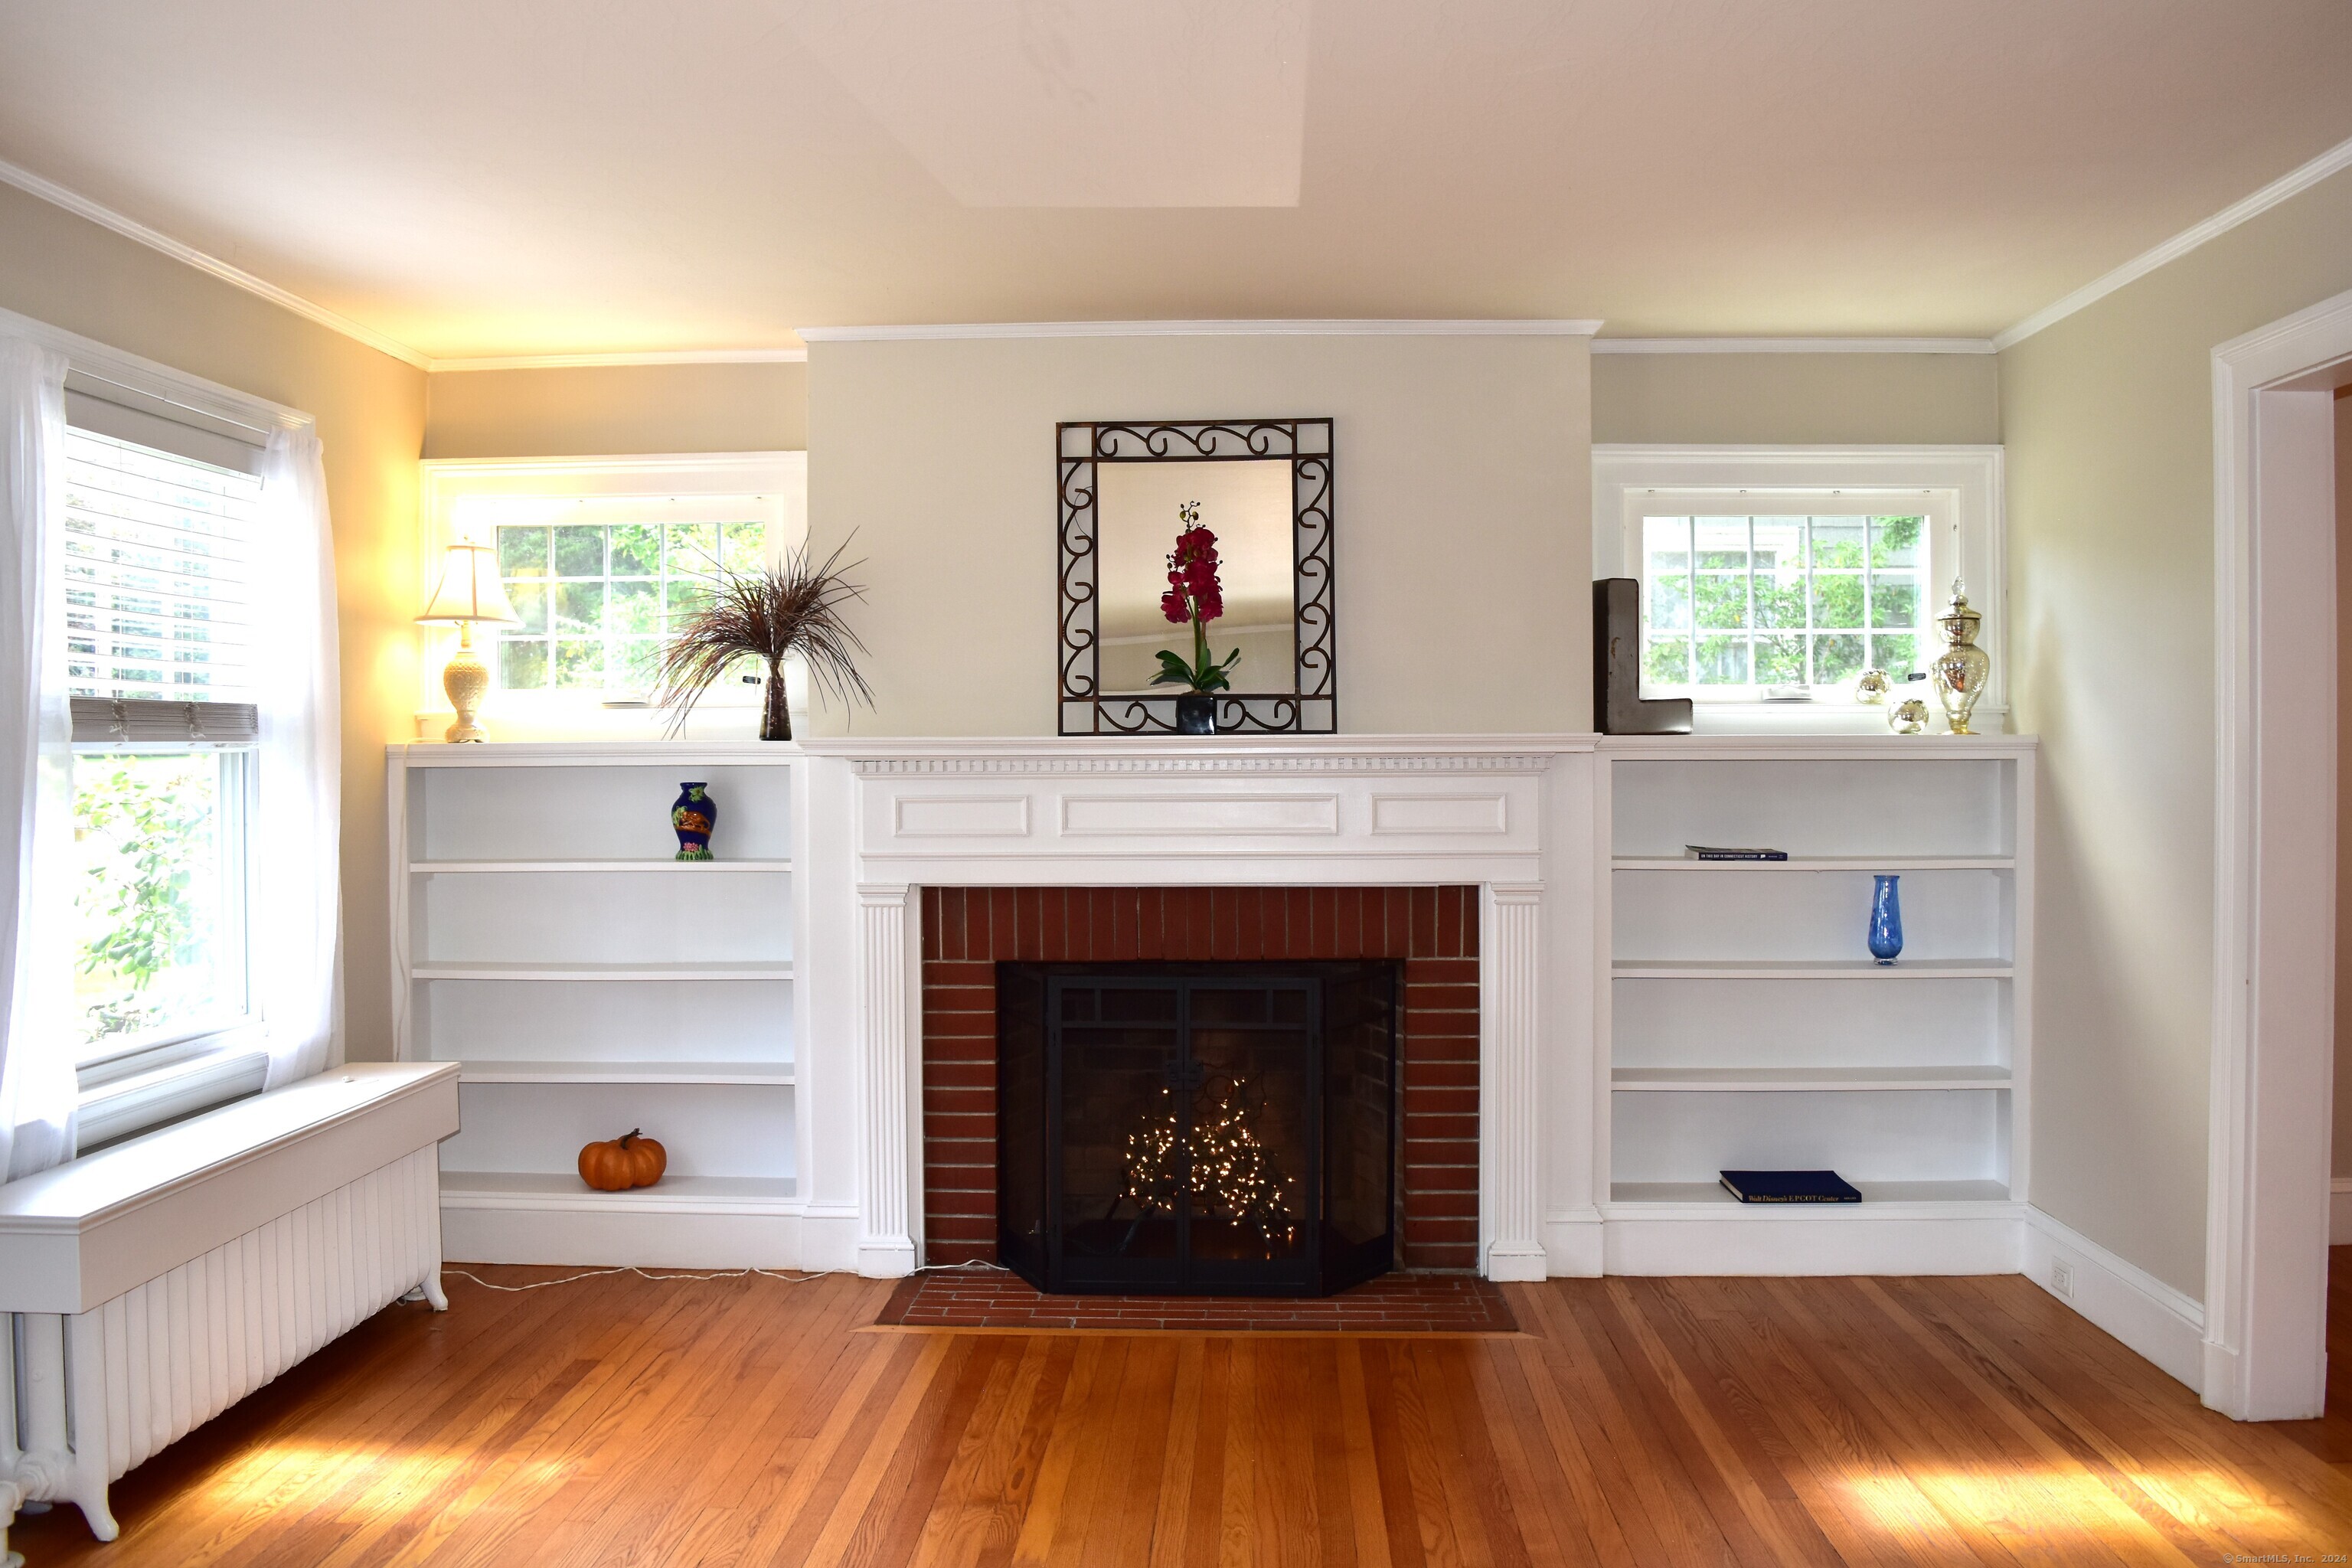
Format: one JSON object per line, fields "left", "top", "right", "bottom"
{"left": 1334, "top": 1341, "right": 1399, "bottom": 1568}
{"left": 30, "top": 1261, "right": 2352, "bottom": 1567}
{"left": 1144, "top": 1339, "right": 1207, "bottom": 1568}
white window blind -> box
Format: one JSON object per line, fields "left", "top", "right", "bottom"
{"left": 62, "top": 426, "right": 262, "bottom": 707}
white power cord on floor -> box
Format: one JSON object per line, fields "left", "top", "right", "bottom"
{"left": 437, "top": 1257, "right": 1008, "bottom": 1293}
{"left": 442, "top": 1265, "right": 831, "bottom": 1292}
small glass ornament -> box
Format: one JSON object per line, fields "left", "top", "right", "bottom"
{"left": 1854, "top": 668, "right": 1891, "bottom": 705}
{"left": 1888, "top": 697, "right": 1930, "bottom": 735}
{"left": 1931, "top": 579, "right": 1992, "bottom": 734}
{"left": 1868, "top": 875, "right": 1903, "bottom": 965}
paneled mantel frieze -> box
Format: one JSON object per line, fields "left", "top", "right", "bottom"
{"left": 799, "top": 733, "right": 1593, "bottom": 885}
{"left": 795, "top": 735, "right": 1601, "bottom": 1285}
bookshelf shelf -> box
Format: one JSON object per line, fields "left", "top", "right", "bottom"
{"left": 1612, "top": 855, "right": 2013, "bottom": 872}
{"left": 410, "top": 960, "right": 793, "bottom": 982}
{"left": 411, "top": 859, "right": 792, "bottom": 874}
{"left": 1606, "top": 1179, "right": 2012, "bottom": 1208}
{"left": 1597, "top": 737, "right": 2034, "bottom": 1275}
{"left": 390, "top": 743, "right": 808, "bottom": 1267}
{"left": 1612, "top": 959, "right": 2011, "bottom": 980}
{"left": 451, "top": 1060, "right": 795, "bottom": 1086}
{"left": 1611, "top": 1065, "right": 2011, "bottom": 1092}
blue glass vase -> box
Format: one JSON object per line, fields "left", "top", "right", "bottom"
{"left": 672, "top": 782, "right": 717, "bottom": 861}
{"left": 1867, "top": 874, "right": 1903, "bottom": 965}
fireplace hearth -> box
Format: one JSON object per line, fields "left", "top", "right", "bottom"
{"left": 998, "top": 962, "right": 1398, "bottom": 1296}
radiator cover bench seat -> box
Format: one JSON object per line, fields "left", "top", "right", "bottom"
{"left": 0, "top": 1062, "right": 459, "bottom": 1560}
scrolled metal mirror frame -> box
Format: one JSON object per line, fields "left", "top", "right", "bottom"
{"left": 1057, "top": 418, "right": 1336, "bottom": 735}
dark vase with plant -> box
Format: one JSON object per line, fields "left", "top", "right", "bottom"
{"left": 1152, "top": 501, "right": 1241, "bottom": 736}
{"left": 655, "top": 539, "right": 873, "bottom": 740}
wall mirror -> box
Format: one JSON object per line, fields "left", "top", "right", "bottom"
{"left": 1057, "top": 419, "right": 1335, "bottom": 733}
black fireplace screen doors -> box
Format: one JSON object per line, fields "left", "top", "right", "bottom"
{"left": 998, "top": 962, "right": 1398, "bottom": 1297}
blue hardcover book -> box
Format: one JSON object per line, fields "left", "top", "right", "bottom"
{"left": 1719, "top": 1169, "right": 1862, "bottom": 1203}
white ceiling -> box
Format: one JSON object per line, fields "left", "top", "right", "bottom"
{"left": 1, "top": 1, "right": 2347, "bottom": 360}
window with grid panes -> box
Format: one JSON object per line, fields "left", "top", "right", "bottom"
{"left": 57, "top": 427, "right": 260, "bottom": 1063}
{"left": 491, "top": 513, "right": 769, "bottom": 694}
{"left": 1638, "top": 514, "right": 1928, "bottom": 694}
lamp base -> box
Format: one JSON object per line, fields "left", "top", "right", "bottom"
{"left": 443, "top": 645, "right": 491, "bottom": 743}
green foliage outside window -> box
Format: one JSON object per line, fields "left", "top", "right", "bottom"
{"left": 1642, "top": 515, "right": 1926, "bottom": 691}
{"left": 74, "top": 754, "right": 226, "bottom": 1044}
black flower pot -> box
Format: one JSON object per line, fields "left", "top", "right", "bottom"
{"left": 1174, "top": 693, "right": 1217, "bottom": 735}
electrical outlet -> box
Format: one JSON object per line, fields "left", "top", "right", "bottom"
{"left": 2051, "top": 1261, "right": 2075, "bottom": 1299}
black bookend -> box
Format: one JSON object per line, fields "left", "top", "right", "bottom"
{"left": 1592, "top": 578, "right": 1693, "bottom": 735}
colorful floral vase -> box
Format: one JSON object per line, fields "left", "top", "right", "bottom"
{"left": 672, "top": 782, "right": 717, "bottom": 861}
{"left": 1867, "top": 874, "right": 1903, "bottom": 965}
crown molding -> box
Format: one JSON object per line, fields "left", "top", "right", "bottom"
{"left": 429, "top": 347, "right": 808, "bottom": 372}
{"left": 1592, "top": 337, "right": 1994, "bottom": 354}
{"left": 0, "top": 156, "right": 432, "bottom": 371}
{"left": 795, "top": 318, "right": 1605, "bottom": 343}
{"left": 1995, "top": 132, "right": 2352, "bottom": 352}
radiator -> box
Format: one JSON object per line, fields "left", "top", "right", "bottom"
{"left": 0, "top": 1064, "right": 458, "bottom": 1563}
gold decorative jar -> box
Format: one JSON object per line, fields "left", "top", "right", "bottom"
{"left": 1854, "top": 668, "right": 1891, "bottom": 705}
{"left": 1929, "top": 580, "right": 1991, "bottom": 735}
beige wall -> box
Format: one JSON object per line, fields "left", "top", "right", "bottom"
{"left": 0, "top": 180, "right": 428, "bottom": 1066}
{"left": 2001, "top": 166, "right": 2352, "bottom": 1295}
{"left": 2336, "top": 390, "right": 2352, "bottom": 1177}
{"left": 802, "top": 333, "right": 1591, "bottom": 736}
{"left": 423, "top": 361, "right": 806, "bottom": 459}
{"left": 1592, "top": 351, "right": 2000, "bottom": 445}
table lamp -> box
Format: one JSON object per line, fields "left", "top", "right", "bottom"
{"left": 417, "top": 541, "right": 521, "bottom": 742}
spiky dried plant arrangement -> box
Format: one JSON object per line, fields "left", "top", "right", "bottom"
{"left": 655, "top": 539, "right": 873, "bottom": 740}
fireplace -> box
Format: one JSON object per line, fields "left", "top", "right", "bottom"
{"left": 997, "top": 962, "right": 1397, "bottom": 1296}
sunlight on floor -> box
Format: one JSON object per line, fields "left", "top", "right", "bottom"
{"left": 200, "top": 1441, "right": 578, "bottom": 1515}
{"left": 1844, "top": 1465, "right": 2298, "bottom": 1544}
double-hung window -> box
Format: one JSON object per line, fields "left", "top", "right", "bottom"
{"left": 58, "top": 421, "right": 270, "bottom": 1140}
{"left": 1593, "top": 446, "right": 2004, "bottom": 732}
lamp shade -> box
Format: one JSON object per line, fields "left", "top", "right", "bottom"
{"left": 417, "top": 541, "right": 521, "bottom": 625}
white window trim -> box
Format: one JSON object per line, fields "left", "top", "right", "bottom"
{"left": 416, "top": 452, "right": 809, "bottom": 733}
{"left": 1, "top": 304, "right": 312, "bottom": 1143}
{"left": 1593, "top": 445, "right": 2006, "bottom": 735}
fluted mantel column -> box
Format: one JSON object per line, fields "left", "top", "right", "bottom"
{"left": 855, "top": 883, "right": 919, "bottom": 1277}
{"left": 1482, "top": 881, "right": 1547, "bottom": 1281}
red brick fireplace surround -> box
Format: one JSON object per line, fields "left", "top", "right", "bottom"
{"left": 920, "top": 885, "right": 1481, "bottom": 1272}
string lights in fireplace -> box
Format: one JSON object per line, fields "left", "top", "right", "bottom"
{"left": 1121, "top": 1079, "right": 1298, "bottom": 1250}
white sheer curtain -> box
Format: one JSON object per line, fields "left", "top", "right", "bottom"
{"left": 253, "top": 427, "right": 342, "bottom": 1088}
{"left": 0, "top": 337, "right": 78, "bottom": 1179}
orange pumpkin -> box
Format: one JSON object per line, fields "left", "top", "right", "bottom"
{"left": 578, "top": 1129, "right": 667, "bottom": 1191}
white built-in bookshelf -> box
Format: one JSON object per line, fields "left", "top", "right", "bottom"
{"left": 1596, "top": 733, "right": 2035, "bottom": 1274}
{"left": 387, "top": 742, "right": 806, "bottom": 1266}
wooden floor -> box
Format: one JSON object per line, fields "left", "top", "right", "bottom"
{"left": 18, "top": 1256, "right": 2352, "bottom": 1566}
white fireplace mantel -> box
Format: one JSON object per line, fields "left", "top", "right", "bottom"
{"left": 792, "top": 734, "right": 1603, "bottom": 1283}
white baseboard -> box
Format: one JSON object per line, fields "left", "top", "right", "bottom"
{"left": 2022, "top": 1206, "right": 2205, "bottom": 1393}
{"left": 443, "top": 1204, "right": 857, "bottom": 1271}
{"left": 2330, "top": 1177, "right": 2352, "bottom": 1244}
{"left": 1599, "top": 1200, "right": 2022, "bottom": 1276}
{"left": 1542, "top": 1210, "right": 1605, "bottom": 1276}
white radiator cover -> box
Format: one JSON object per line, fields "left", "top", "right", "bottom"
{"left": 87, "top": 1148, "right": 442, "bottom": 1481}
{"left": 0, "top": 1063, "right": 458, "bottom": 1560}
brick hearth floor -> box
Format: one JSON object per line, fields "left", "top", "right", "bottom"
{"left": 876, "top": 1269, "right": 1518, "bottom": 1334}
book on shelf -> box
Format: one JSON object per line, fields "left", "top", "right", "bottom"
{"left": 1719, "top": 1169, "right": 1863, "bottom": 1203}
{"left": 1684, "top": 844, "right": 1789, "bottom": 861}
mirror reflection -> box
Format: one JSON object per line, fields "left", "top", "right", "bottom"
{"left": 1095, "top": 459, "right": 1296, "bottom": 694}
